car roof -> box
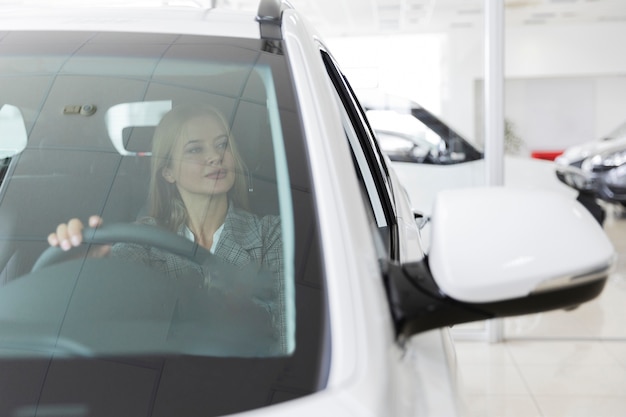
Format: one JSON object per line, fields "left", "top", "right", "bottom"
{"left": 0, "top": 2, "right": 263, "bottom": 38}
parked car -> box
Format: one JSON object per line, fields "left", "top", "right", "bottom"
{"left": 0, "top": 1, "right": 615, "bottom": 416}
{"left": 357, "top": 90, "right": 603, "bottom": 224}
{"left": 556, "top": 120, "right": 626, "bottom": 211}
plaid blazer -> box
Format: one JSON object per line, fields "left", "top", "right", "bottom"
{"left": 111, "top": 205, "right": 285, "bottom": 355}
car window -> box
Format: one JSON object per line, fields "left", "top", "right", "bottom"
{"left": 362, "top": 98, "right": 483, "bottom": 165}
{"left": 321, "top": 50, "right": 398, "bottom": 259}
{"left": 374, "top": 130, "right": 433, "bottom": 163}
{"left": 0, "top": 31, "right": 329, "bottom": 415}
{"left": 366, "top": 109, "right": 442, "bottom": 152}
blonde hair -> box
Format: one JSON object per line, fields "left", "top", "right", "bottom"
{"left": 148, "top": 104, "right": 250, "bottom": 232}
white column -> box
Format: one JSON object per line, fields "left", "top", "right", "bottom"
{"left": 485, "top": 0, "right": 505, "bottom": 187}
{"left": 484, "top": 0, "right": 505, "bottom": 343}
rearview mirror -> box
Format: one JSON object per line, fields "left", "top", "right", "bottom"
{"left": 386, "top": 186, "right": 615, "bottom": 336}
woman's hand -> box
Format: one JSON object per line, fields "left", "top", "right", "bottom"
{"left": 47, "top": 215, "right": 104, "bottom": 251}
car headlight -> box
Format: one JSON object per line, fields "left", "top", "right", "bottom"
{"left": 604, "top": 163, "right": 626, "bottom": 188}
{"left": 582, "top": 149, "right": 626, "bottom": 172}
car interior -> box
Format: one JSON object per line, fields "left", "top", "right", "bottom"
{"left": 0, "top": 46, "right": 281, "bottom": 286}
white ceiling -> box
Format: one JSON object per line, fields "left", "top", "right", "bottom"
{"left": 226, "top": 0, "right": 626, "bottom": 37}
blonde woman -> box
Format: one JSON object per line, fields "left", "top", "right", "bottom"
{"left": 48, "top": 104, "right": 285, "bottom": 354}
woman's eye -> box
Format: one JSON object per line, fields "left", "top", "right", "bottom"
{"left": 215, "top": 139, "right": 228, "bottom": 150}
{"left": 186, "top": 146, "right": 203, "bottom": 154}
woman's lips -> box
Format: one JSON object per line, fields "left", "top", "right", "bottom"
{"left": 206, "top": 169, "right": 227, "bottom": 179}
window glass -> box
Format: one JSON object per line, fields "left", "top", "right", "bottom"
{"left": 366, "top": 110, "right": 441, "bottom": 160}
{"left": 321, "top": 50, "right": 397, "bottom": 256}
{"left": 0, "top": 31, "right": 328, "bottom": 416}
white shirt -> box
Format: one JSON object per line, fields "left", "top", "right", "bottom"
{"left": 183, "top": 223, "right": 224, "bottom": 254}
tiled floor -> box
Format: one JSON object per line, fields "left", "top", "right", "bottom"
{"left": 453, "top": 204, "right": 626, "bottom": 417}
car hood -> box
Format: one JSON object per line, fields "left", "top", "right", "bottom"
{"left": 233, "top": 391, "right": 377, "bottom": 417}
{"left": 505, "top": 155, "right": 577, "bottom": 196}
{"left": 238, "top": 328, "right": 465, "bottom": 417}
{"left": 392, "top": 154, "right": 577, "bottom": 214}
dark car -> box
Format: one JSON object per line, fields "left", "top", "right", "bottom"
{"left": 556, "top": 121, "right": 626, "bottom": 221}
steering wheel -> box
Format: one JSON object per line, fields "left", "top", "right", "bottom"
{"left": 32, "top": 223, "right": 215, "bottom": 272}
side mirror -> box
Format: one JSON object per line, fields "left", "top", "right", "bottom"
{"left": 386, "top": 187, "right": 615, "bottom": 337}
{"left": 413, "top": 210, "right": 429, "bottom": 230}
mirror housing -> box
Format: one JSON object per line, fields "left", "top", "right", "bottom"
{"left": 386, "top": 186, "right": 615, "bottom": 337}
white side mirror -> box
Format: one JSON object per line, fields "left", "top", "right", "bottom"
{"left": 428, "top": 186, "right": 614, "bottom": 303}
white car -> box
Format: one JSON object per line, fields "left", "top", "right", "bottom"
{"left": 358, "top": 91, "right": 582, "bottom": 221}
{"left": 0, "top": 1, "right": 615, "bottom": 416}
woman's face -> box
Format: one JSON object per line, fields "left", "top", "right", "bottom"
{"left": 162, "top": 115, "right": 236, "bottom": 199}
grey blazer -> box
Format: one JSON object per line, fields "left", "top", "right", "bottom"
{"left": 111, "top": 205, "right": 285, "bottom": 355}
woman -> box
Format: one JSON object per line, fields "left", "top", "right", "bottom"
{"left": 48, "top": 104, "right": 285, "bottom": 355}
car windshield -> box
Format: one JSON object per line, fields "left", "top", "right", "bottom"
{"left": 366, "top": 110, "right": 443, "bottom": 151}
{"left": 0, "top": 31, "right": 327, "bottom": 416}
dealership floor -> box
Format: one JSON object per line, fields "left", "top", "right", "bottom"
{"left": 453, "top": 203, "right": 626, "bottom": 417}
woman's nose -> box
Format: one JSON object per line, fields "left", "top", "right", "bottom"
{"left": 206, "top": 149, "right": 223, "bottom": 165}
